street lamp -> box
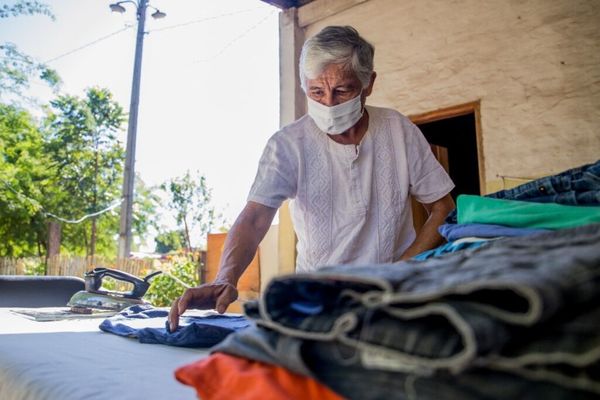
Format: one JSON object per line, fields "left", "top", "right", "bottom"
{"left": 151, "top": 9, "right": 166, "bottom": 19}
{"left": 109, "top": 3, "right": 126, "bottom": 13}
{"left": 110, "top": 0, "right": 166, "bottom": 259}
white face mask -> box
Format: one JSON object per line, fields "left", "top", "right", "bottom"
{"left": 306, "top": 92, "right": 364, "bottom": 135}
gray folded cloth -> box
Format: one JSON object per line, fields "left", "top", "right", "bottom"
{"left": 235, "top": 223, "right": 600, "bottom": 395}
{"left": 213, "top": 323, "right": 599, "bottom": 400}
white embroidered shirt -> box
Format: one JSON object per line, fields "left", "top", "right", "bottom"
{"left": 248, "top": 106, "right": 455, "bottom": 272}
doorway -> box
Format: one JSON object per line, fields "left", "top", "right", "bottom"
{"left": 409, "top": 101, "right": 484, "bottom": 233}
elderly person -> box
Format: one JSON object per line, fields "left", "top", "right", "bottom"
{"left": 169, "top": 26, "right": 455, "bottom": 330}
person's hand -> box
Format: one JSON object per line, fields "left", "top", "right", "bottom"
{"left": 168, "top": 281, "right": 238, "bottom": 332}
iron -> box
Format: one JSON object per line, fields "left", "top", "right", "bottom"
{"left": 68, "top": 267, "right": 162, "bottom": 313}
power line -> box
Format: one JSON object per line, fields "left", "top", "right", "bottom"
{"left": 44, "top": 25, "right": 133, "bottom": 64}
{"left": 46, "top": 200, "right": 123, "bottom": 224}
{"left": 147, "top": 7, "right": 264, "bottom": 33}
{"left": 196, "top": 10, "right": 276, "bottom": 63}
{"left": 1, "top": 178, "right": 122, "bottom": 224}
{"left": 40, "top": 8, "right": 272, "bottom": 65}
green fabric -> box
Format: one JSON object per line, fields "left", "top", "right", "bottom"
{"left": 456, "top": 194, "right": 600, "bottom": 230}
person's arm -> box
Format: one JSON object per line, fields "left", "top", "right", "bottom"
{"left": 399, "top": 193, "right": 455, "bottom": 260}
{"left": 168, "top": 201, "right": 277, "bottom": 331}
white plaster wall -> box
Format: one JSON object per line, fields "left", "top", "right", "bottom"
{"left": 303, "top": 0, "right": 600, "bottom": 187}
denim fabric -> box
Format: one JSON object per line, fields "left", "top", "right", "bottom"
{"left": 212, "top": 323, "right": 315, "bottom": 377}
{"left": 485, "top": 303, "right": 600, "bottom": 391}
{"left": 492, "top": 160, "right": 600, "bottom": 203}
{"left": 438, "top": 223, "right": 549, "bottom": 242}
{"left": 445, "top": 159, "right": 600, "bottom": 223}
{"left": 412, "top": 240, "right": 488, "bottom": 261}
{"left": 305, "top": 336, "right": 600, "bottom": 400}
{"left": 244, "top": 224, "right": 600, "bottom": 388}
{"left": 213, "top": 325, "right": 599, "bottom": 400}
{"left": 208, "top": 224, "right": 600, "bottom": 397}
{"left": 99, "top": 304, "right": 250, "bottom": 347}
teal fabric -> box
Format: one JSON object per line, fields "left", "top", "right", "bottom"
{"left": 457, "top": 194, "right": 600, "bottom": 229}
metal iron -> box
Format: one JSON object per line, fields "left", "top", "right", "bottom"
{"left": 68, "top": 267, "right": 161, "bottom": 313}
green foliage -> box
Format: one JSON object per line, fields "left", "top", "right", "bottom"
{"left": 160, "top": 171, "right": 223, "bottom": 250}
{"left": 1, "top": 2, "right": 160, "bottom": 260}
{"left": 1, "top": 1, "right": 59, "bottom": 105}
{"left": 1, "top": 41, "right": 61, "bottom": 104}
{"left": 22, "top": 258, "right": 45, "bottom": 275}
{"left": 0, "top": 103, "right": 50, "bottom": 256}
{"left": 43, "top": 87, "right": 125, "bottom": 256}
{"left": 132, "top": 175, "right": 160, "bottom": 251}
{"left": 144, "top": 256, "right": 200, "bottom": 307}
{"left": 0, "top": 88, "right": 159, "bottom": 258}
{"left": 0, "top": 1, "right": 54, "bottom": 20}
{"left": 154, "top": 230, "right": 185, "bottom": 254}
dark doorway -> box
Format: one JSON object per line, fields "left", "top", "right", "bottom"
{"left": 416, "top": 112, "right": 481, "bottom": 199}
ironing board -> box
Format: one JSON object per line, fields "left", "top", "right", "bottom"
{"left": 0, "top": 307, "right": 210, "bottom": 400}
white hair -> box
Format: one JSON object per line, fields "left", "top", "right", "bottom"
{"left": 299, "top": 26, "right": 375, "bottom": 91}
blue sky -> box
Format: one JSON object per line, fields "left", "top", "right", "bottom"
{"left": 1, "top": 0, "right": 280, "bottom": 248}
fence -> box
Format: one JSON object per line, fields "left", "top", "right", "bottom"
{"left": 0, "top": 256, "right": 155, "bottom": 278}
{"left": 0, "top": 254, "right": 206, "bottom": 306}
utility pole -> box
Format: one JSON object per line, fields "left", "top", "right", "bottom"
{"left": 111, "top": 0, "right": 164, "bottom": 259}
{"left": 117, "top": 0, "right": 147, "bottom": 259}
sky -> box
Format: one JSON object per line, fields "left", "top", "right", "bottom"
{"left": 1, "top": 0, "right": 281, "bottom": 249}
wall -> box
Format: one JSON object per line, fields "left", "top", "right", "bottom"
{"left": 301, "top": 0, "right": 600, "bottom": 192}
{"left": 206, "top": 224, "right": 281, "bottom": 302}
{"left": 206, "top": 232, "right": 260, "bottom": 312}
{"left": 258, "top": 224, "right": 280, "bottom": 289}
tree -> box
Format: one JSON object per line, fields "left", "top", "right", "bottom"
{"left": 154, "top": 230, "right": 185, "bottom": 254}
{"left": 0, "top": 1, "right": 53, "bottom": 19}
{"left": 44, "top": 87, "right": 125, "bottom": 257}
{"left": 0, "top": 3, "right": 159, "bottom": 258}
{"left": 0, "top": 1, "right": 61, "bottom": 257}
{"left": 132, "top": 174, "right": 160, "bottom": 252}
{"left": 0, "top": 103, "right": 50, "bottom": 256}
{"left": 1, "top": 1, "right": 60, "bottom": 105}
{"left": 160, "top": 171, "right": 223, "bottom": 254}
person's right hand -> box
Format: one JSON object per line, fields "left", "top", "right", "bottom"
{"left": 168, "top": 281, "right": 238, "bottom": 332}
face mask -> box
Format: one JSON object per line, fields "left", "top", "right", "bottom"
{"left": 306, "top": 92, "right": 363, "bottom": 135}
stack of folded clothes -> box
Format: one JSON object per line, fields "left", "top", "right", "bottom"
{"left": 175, "top": 161, "right": 600, "bottom": 399}
{"left": 415, "top": 159, "right": 600, "bottom": 260}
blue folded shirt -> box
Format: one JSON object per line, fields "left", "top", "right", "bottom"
{"left": 99, "top": 304, "right": 251, "bottom": 348}
{"left": 438, "top": 223, "right": 549, "bottom": 242}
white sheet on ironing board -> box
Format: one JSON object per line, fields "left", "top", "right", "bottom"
{"left": 0, "top": 307, "right": 210, "bottom": 400}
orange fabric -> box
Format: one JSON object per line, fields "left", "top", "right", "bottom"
{"left": 175, "top": 352, "right": 344, "bottom": 400}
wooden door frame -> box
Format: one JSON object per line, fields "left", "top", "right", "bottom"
{"left": 409, "top": 101, "right": 485, "bottom": 195}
